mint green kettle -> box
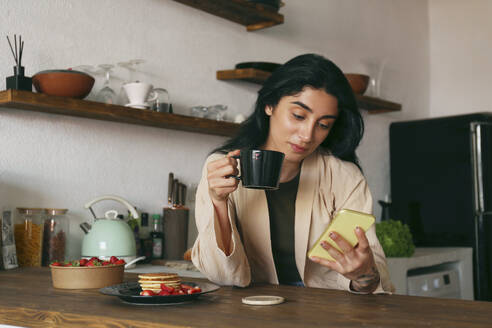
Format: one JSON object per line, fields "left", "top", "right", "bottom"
{"left": 81, "top": 195, "right": 138, "bottom": 260}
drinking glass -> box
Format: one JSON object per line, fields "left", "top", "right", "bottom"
{"left": 206, "top": 104, "right": 228, "bottom": 121}
{"left": 362, "top": 58, "right": 387, "bottom": 98}
{"left": 118, "top": 59, "right": 145, "bottom": 82}
{"left": 96, "top": 64, "right": 116, "bottom": 104}
{"left": 190, "top": 106, "right": 208, "bottom": 118}
{"left": 73, "top": 65, "right": 97, "bottom": 75}
{"left": 151, "top": 88, "right": 171, "bottom": 113}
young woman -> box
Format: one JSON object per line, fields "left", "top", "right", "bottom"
{"left": 191, "top": 54, "right": 394, "bottom": 294}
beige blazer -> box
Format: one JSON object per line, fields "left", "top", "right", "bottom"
{"left": 192, "top": 151, "right": 394, "bottom": 293}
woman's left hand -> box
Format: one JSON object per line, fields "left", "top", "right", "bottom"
{"left": 309, "top": 227, "right": 380, "bottom": 293}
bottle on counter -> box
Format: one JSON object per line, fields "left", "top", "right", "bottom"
{"left": 151, "top": 214, "right": 163, "bottom": 260}
{"left": 15, "top": 208, "right": 46, "bottom": 267}
{"left": 1, "top": 207, "right": 18, "bottom": 269}
{"left": 139, "top": 212, "right": 150, "bottom": 238}
{"left": 42, "top": 208, "right": 68, "bottom": 266}
{"left": 127, "top": 210, "right": 141, "bottom": 257}
{"left": 139, "top": 212, "right": 152, "bottom": 263}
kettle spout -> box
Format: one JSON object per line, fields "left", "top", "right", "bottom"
{"left": 80, "top": 222, "right": 92, "bottom": 234}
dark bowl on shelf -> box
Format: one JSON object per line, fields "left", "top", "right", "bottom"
{"left": 235, "top": 62, "right": 282, "bottom": 72}
{"left": 247, "top": 0, "right": 280, "bottom": 11}
{"left": 344, "top": 73, "right": 370, "bottom": 95}
{"left": 32, "top": 69, "right": 95, "bottom": 99}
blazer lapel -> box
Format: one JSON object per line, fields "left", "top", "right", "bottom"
{"left": 240, "top": 187, "right": 278, "bottom": 283}
{"left": 294, "top": 151, "right": 319, "bottom": 281}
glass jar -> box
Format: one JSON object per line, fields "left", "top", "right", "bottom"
{"left": 14, "top": 208, "right": 46, "bottom": 267}
{"left": 42, "top": 208, "right": 69, "bottom": 266}
{"left": 150, "top": 88, "right": 171, "bottom": 113}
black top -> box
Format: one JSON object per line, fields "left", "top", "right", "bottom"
{"left": 265, "top": 173, "right": 302, "bottom": 284}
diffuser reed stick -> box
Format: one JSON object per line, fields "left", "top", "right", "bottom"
{"left": 6, "top": 34, "right": 32, "bottom": 91}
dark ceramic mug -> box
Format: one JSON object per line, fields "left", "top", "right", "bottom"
{"left": 230, "top": 149, "right": 285, "bottom": 190}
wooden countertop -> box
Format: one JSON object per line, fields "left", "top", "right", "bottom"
{"left": 1, "top": 267, "right": 491, "bottom": 327}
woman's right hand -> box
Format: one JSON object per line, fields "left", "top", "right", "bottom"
{"left": 207, "top": 150, "right": 241, "bottom": 206}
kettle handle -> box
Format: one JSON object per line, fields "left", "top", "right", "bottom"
{"left": 84, "top": 195, "right": 139, "bottom": 220}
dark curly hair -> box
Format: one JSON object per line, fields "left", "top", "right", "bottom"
{"left": 212, "top": 53, "right": 364, "bottom": 169}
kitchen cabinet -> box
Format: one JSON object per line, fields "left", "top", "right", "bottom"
{"left": 217, "top": 68, "right": 402, "bottom": 114}
{"left": 172, "top": 0, "right": 284, "bottom": 31}
{"left": 0, "top": 90, "right": 239, "bottom": 137}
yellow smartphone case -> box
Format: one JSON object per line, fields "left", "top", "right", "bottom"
{"left": 307, "top": 209, "right": 375, "bottom": 261}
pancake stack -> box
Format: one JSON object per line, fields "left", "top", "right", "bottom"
{"left": 138, "top": 272, "right": 181, "bottom": 293}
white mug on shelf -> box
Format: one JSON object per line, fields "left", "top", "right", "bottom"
{"left": 123, "top": 82, "right": 158, "bottom": 109}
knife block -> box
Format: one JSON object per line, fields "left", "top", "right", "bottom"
{"left": 162, "top": 207, "right": 189, "bottom": 260}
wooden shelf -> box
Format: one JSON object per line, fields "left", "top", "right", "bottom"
{"left": 217, "top": 68, "right": 402, "bottom": 114}
{"left": 0, "top": 90, "right": 240, "bottom": 137}
{"left": 172, "top": 0, "right": 284, "bottom": 31}
{"left": 217, "top": 68, "right": 272, "bottom": 84}
{"left": 355, "top": 95, "right": 401, "bottom": 114}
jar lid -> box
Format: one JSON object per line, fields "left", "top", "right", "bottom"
{"left": 45, "top": 208, "right": 68, "bottom": 216}
{"left": 16, "top": 208, "right": 47, "bottom": 214}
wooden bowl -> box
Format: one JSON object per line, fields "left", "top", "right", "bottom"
{"left": 50, "top": 264, "right": 124, "bottom": 289}
{"left": 32, "top": 69, "right": 95, "bottom": 99}
{"left": 344, "top": 73, "right": 370, "bottom": 95}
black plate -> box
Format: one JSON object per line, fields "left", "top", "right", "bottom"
{"left": 235, "top": 62, "right": 281, "bottom": 72}
{"left": 99, "top": 281, "right": 220, "bottom": 305}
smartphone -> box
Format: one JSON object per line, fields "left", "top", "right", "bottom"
{"left": 307, "top": 209, "right": 375, "bottom": 261}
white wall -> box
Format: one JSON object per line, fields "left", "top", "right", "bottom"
{"left": 0, "top": 0, "right": 430, "bottom": 260}
{"left": 429, "top": 0, "right": 492, "bottom": 117}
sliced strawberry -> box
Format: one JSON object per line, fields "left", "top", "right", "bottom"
{"left": 79, "top": 259, "right": 88, "bottom": 266}
{"left": 160, "top": 284, "right": 174, "bottom": 293}
{"left": 114, "top": 259, "right": 125, "bottom": 265}
{"left": 50, "top": 262, "right": 62, "bottom": 266}
{"left": 140, "top": 290, "right": 155, "bottom": 296}
{"left": 110, "top": 256, "right": 118, "bottom": 264}
{"left": 158, "top": 290, "right": 171, "bottom": 296}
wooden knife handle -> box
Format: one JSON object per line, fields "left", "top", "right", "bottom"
{"left": 172, "top": 178, "right": 179, "bottom": 206}
{"left": 168, "top": 173, "right": 174, "bottom": 205}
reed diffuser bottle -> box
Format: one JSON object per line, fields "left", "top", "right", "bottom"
{"left": 6, "top": 34, "right": 32, "bottom": 91}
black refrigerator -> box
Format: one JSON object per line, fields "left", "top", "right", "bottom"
{"left": 390, "top": 113, "right": 492, "bottom": 301}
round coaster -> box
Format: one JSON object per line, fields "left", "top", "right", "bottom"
{"left": 242, "top": 295, "right": 285, "bottom": 306}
